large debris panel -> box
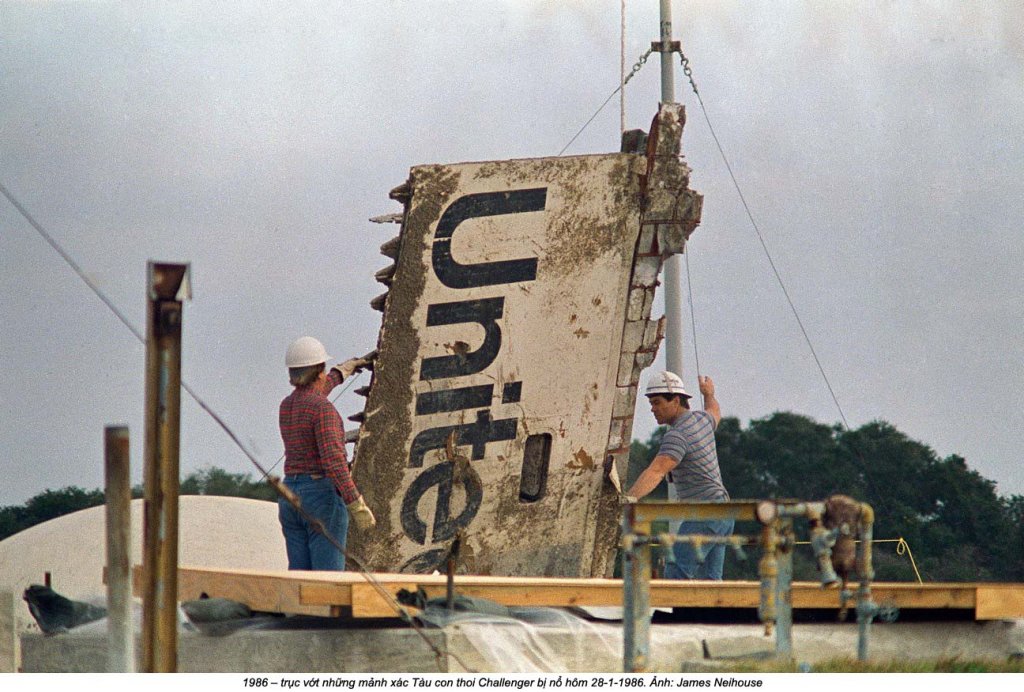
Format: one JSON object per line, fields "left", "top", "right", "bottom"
{"left": 350, "top": 104, "right": 702, "bottom": 577}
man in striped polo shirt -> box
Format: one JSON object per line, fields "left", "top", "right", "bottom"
{"left": 626, "top": 370, "right": 733, "bottom": 580}
{"left": 278, "top": 336, "right": 376, "bottom": 570}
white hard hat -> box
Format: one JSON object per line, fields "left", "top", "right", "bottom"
{"left": 644, "top": 370, "right": 691, "bottom": 398}
{"left": 285, "top": 336, "right": 332, "bottom": 368}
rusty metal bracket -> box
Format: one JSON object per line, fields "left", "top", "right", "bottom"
{"left": 650, "top": 40, "right": 681, "bottom": 53}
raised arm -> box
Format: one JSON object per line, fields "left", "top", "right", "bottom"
{"left": 699, "top": 375, "right": 721, "bottom": 427}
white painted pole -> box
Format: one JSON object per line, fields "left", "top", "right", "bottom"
{"left": 659, "top": 0, "right": 676, "bottom": 106}
{"left": 659, "top": 0, "right": 685, "bottom": 381}
{"left": 658, "top": 0, "right": 686, "bottom": 547}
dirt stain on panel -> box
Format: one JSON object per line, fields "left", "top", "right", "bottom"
{"left": 349, "top": 165, "right": 461, "bottom": 570}
{"left": 567, "top": 447, "right": 595, "bottom": 471}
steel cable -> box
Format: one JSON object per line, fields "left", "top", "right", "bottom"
{"left": 2, "top": 180, "right": 473, "bottom": 671}
{"left": 674, "top": 53, "right": 850, "bottom": 430}
{"left": 559, "top": 48, "right": 653, "bottom": 156}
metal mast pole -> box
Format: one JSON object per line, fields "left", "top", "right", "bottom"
{"left": 659, "top": 0, "right": 685, "bottom": 380}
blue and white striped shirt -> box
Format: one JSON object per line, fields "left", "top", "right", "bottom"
{"left": 657, "top": 410, "right": 729, "bottom": 501}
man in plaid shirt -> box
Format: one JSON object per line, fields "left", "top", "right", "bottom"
{"left": 278, "top": 336, "right": 376, "bottom": 570}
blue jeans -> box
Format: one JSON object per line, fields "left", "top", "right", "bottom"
{"left": 663, "top": 518, "right": 735, "bottom": 580}
{"left": 278, "top": 474, "right": 349, "bottom": 570}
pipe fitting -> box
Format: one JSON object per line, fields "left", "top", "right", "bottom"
{"left": 809, "top": 526, "right": 839, "bottom": 587}
{"left": 758, "top": 551, "right": 778, "bottom": 628}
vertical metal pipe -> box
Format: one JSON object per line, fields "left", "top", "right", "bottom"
{"left": 775, "top": 518, "right": 794, "bottom": 659}
{"left": 141, "top": 284, "right": 158, "bottom": 672}
{"left": 758, "top": 523, "right": 777, "bottom": 638}
{"left": 659, "top": 0, "right": 685, "bottom": 378}
{"left": 105, "top": 426, "right": 134, "bottom": 673}
{"left": 856, "top": 504, "right": 876, "bottom": 662}
{"left": 622, "top": 509, "right": 652, "bottom": 672}
{"left": 659, "top": 0, "right": 676, "bottom": 104}
{"left": 141, "top": 262, "right": 190, "bottom": 673}
{"left": 620, "top": 0, "right": 626, "bottom": 135}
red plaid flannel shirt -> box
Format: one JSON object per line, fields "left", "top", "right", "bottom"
{"left": 279, "top": 370, "right": 359, "bottom": 504}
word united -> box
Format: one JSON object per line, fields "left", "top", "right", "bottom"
{"left": 400, "top": 189, "right": 546, "bottom": 552}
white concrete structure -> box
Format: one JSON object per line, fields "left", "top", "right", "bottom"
{"left": 0, "top": 496, "right": 284, "bottom": 646}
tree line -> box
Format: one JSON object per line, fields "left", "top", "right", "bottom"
{"left": 0, "top": 467, "right": 276, "bottom": 542}
{"left": 629, "top": 412, "right": 1024, "bottom": 582}
{"left": 3, "top": 413, "right": 1021, "bottom": 583}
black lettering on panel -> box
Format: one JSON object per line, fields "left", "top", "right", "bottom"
{"left": 432, "top": 188, "right": 546, "bottom": 289}
{"left": 501, "top": 381, "right": 523, "bottom": 404}
{"left": 408, "top": 410, "right": 518, "bottom": 468}
{"left": 399, "top": 548, "right": 449, "bottom": 574}
{"left": 415, "top": 384, "right": 494, "bottom": 416}
{"left": 420, "top": 297, "right": 504, "bottom": 380}
{"left": 400, "top": 462, "right": 483, "bottom": 545}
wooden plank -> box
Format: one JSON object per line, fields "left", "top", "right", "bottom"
{"left": 650, "top": 582, "right": 761, "bottom": 609}
{"left": 350, "top": 583, "right": 404, "bottom": 618}
{"left": 135, "top": 565, "right": 334, "bottom": 616}
{"left": 862, "top": 584, "right": 975, "bottom": 610}
{"left": 178, "top": 569, "right": 323, "bottom": 616}
{"left": 304, "top": 580, "right": 627, "bottom": 615}
{"left": 976, "top": 585, "right": 1024, "bottom": 620}
{"left": 414, "top": 583, "right": 625, "bottom": 608}
{"left": 301, "top": 582, "right": 353, "bottom": 607}
{"left": 302, "top": 578, "right": 984, "bottom": 612}
{"left": 164, "top": 566, "right": 1024, "bottom": 620}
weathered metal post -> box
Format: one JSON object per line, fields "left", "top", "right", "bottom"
{"left": 757, "top": 520, "right": 778, "bottom": 638}
{"left": 772, "top": 500, "right": 827, "bottom": 658}
{"left": 622, "top": 505, "right": 651, "bottom": 672}
{"left": 774, "top": 515, "right": 794, "bottom": 658}
{"left": 105, "top": 425, "right": 134, "bottom": 673}
{"left": 856, "top": 503, "right": 876, "bottom": 662}
{"left": 141, "top": 262, "right": 190, "bottom": 673}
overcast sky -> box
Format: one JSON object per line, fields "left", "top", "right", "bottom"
{"left": 2, "top": 1, "right": 1022, "bottom": 507}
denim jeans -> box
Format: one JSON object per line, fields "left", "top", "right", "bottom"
{"left": 278, "top": 474, "right": 349, "bottom": 570}
{"left": 663, "top": 518, "right": 735, "bottom": 580}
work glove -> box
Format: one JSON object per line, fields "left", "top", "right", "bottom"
{"left": 346, "top": 495, "right": 377, "bottom": 530}
{"left": 332, "top": 356, "right": 370, "bottom": 381}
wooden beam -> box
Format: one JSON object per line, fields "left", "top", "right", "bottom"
{"left": 976, "top": 585, "right": 1024, "bottom": 620}
{"left": 151, "top": 567, "right": 1024, "bottom": 621}
{"left": 133, "top": 565, "right": 335, "bottom": 617}
{"left": 350, "top": 583, "right": 408, "bottom": 619}
{"left": 299, "top": 578, "right": 981, "bottom": 612}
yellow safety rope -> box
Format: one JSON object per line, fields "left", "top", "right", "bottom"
{"left": 794, "top": 537, "right": 924, "bottom": 584}
{"left": 871, "top": 538, "right": 925, "bottom": 584}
